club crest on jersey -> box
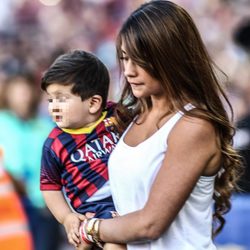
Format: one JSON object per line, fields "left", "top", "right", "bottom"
{"left": 103, "top": 117, "right": 116, "bottom": 128}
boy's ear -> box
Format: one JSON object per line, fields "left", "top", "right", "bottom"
{"left": 89, "top": 95, "right": 103, "bottom": 114}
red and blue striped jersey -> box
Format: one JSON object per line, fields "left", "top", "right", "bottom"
{"left": 40, "top": 103, "right": 119, "bottom": 213}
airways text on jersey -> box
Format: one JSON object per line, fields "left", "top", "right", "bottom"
{"left": 71, "top": 131, "right": 119, "bottom": 163}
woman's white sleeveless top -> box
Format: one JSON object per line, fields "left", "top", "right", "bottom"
{"left": 108, "top": 108, "right": 217, "bottom": 250}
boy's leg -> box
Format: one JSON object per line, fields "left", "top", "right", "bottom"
{"left": 104, "top": 243, "right": 126, "bottom": 250}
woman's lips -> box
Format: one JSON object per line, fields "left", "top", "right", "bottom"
{"left": 130, "top": 82, "right": 143, "bottom": 86}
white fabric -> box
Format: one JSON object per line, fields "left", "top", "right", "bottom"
{"left": 108, "top": 109, "right": 217, "bottom": 250}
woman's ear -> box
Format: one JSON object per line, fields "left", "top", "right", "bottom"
{"left": 89, "top": 95, "right": 103, "bottom": 114}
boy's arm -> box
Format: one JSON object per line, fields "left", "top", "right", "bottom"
{"left": 42, "top": 190, "right": 72, "bottom": 223}
{"left": 42, "top": 190, "right": 85, "bottom": 247}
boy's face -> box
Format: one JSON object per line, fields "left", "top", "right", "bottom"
{"left": 46, "top": 83, "right": 90, "bottom": 129}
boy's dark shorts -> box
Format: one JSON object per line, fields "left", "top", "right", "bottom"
{"left": 76, "top": 196, "right": 115, "bottom": 219}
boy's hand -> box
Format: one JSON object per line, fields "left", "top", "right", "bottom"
{"left": 63, "top": 212, "right": 85, "bottom": 248}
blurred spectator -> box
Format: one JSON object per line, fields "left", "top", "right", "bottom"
{"left": 0, "top": 72, "right": 60, "bottom": 250}
{"left": 215, "top": 12, "right": 250, "bottom": 250}
{"left": 236, "top": 114, "right": 250, "bottom": 193}
{"left": 233, "top": 18, "right": 250, "bottom": 193}
{"left": 234, "top": 18, "right": 250, "bottom": 54}
{"left": 0, "top": 147, "right": 33, "bottom": 250}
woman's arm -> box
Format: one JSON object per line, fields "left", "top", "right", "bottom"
{"left": 99, "top": 116, "right": 219, "bottom": 244}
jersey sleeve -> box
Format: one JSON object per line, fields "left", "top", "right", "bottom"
{"left": 40, "top": 145, "right": 62, "bottom": 191}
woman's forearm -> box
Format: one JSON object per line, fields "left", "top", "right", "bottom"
{"left": 99, "top": 209, "right": 163, "bottom": 244}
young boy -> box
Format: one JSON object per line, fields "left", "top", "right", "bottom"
{"left": 40, "top": 50, "right": 123, "bottom": 249}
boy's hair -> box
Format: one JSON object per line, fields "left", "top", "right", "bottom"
{"left": 41, "top": 50, "right": 110, "bottom": 108}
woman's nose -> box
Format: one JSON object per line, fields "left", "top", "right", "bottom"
{"left": 124, "top": 60, "right": 137, "bottom": 78}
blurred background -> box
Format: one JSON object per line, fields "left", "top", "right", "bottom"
{"left": 0, "top": 0, "right": 249, "bottom": 250}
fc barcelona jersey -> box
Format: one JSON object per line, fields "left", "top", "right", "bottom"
{"left": 40, "top": 103, "right": 119, "bottom": 212}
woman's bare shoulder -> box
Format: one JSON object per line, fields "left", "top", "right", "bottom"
{"left": 167, "top": 115, "right": 221, "bottom": 175}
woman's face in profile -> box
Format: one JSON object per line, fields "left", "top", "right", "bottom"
{"left": 120, "top": 44, "right": 163, "bottom": 99}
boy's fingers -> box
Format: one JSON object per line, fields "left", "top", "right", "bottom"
{"left": 68, "top": 235, "right": 78, "bottom": 247}
{"left": 68, "top": 230, "right": 80, "bottom": 246}
{"left": 73, "top": 225, "right": 80, "bottom": 237}
{"left": 78, "top": 214, "right": 86, "bottom": 221}
{"left": 73, "top": 231, "right": 80, "bottom": 242}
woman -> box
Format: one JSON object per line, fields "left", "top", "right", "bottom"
{"left": 79, "top": 1, "right": 242, "bottom": 249}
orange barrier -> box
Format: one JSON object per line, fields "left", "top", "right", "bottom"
{"left": 0, "top": 148, "right": 33, "bottom": 250}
